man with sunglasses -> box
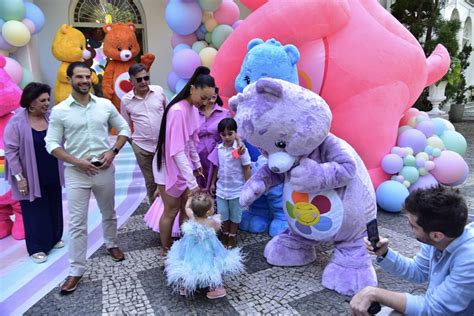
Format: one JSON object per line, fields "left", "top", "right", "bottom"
{"left": 121, "top": 64, "right": 168, "bottom": 204}
{"left": 350, "top": 186, "right": 474, "bottom": 316}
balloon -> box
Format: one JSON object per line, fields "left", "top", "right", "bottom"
{"left": 199, "top": 46, "right": 218, "bottom": 68}
{"left": 24, "top": 3, "right": 45, "bottom": 34}
{"left": 0, "top": 0, "right": 25, "bottom": 21}
{"left": 202, "top": 11, "right": 213, "bottom": 22}
{"left": 175, "top": 78, "right": 188, "bottom": 93}
{"left": 164, "top": 88, "right": 175, "bottom": 101}
{"left": 399, "top": 108, "right": 420, "bottom": 126}
{"left": 442, "top": 119, "right": 455, "bottom": 131}
{"left": 426, "top": 136, "right": 444, "bottom": 150}
{"left": 398, "top": 125, "right": 413, "bottom": 136}
{"left": 192, "top": 40, "right": 208, "bottom": 53}
{"left": 19, "top": 66, "right": 34, "bottom": 89}
{"left": 431, "top": 151, "right": 469, "bottom": 184}
{"left": 418, "top": 168, "right": 428, "bottom": 176}
{"left": 400, "top": 166, "right": 419, "bottom": 184}
{"left": 403, "top": 155, "right": 416, "bottom": 167}
{"left": 0, "top": 34, "right": 12, "bottom": 50}
{"left": 195, "top": 23, "right": 206, "bottom": 40}
{"left": 431, "top": 148, "right": 441, "bottom": 157}
{"left": 415, "top": 152, "right": 429, "bottom": 161}
{"left": 204, "top": 31, "right": 212, "bottom": 44}
{"left": 376, "top": 180, "right": 409, "bottom": 213}
{"left": 439, "top": 130, "right": 467, "bottom": 156}
{"left": 431, "top": 117, "right": 447, "bottom": 135}
{"left": 198, "top": 0, "right": 222, "bottom": 12}
{"left": 4, "top": 56, "right": 23, "bottom": 84}
{"left": 213, "top": 0, "right": 240, "bottom": 25}
{"left": 409, "top": 173, "right": 438, "bottom": 192}
{"left": 390, "top": 146, "right": 402, "bottom": 156}
{"left": 165, "top": 0, "right": 202, "bottom": 35}
{"left": 397, "top": 129, "right": 427, "bottom": 154}
{"left": 232, "top": 19, "right": 242, "bottom": 29}
{"left": 171, "top": 32, "right": 197, "bottom": 48}
{"left": 381, "top": 153, "right": 403, "bottom": 174}
{"left": 167, "top": 71, "right": 180, "bottom": 92}
{"left": 204, "top": 18, "right": 218, "bottom": 32}
{"left": 211, "top": 24, "right": 233, "bottom": 49}
{"left": 424, "top": 161, "right": 435, "bottom": 171}
{"left": 173, "top": 43, "right": 190, "bottom": 54}
{"left": 0, "top": 48, "right": 8, "bottom": 57}
{"left": 0, "top": 18, "right": 4, "bottom": 29}
{"left": 2, "top": 21, "right": 31, "bottom": 47}
{"left": 172, "top": 48, "right": 201, "bottom": 79}
{"left": 447, "top": 166, "right": 469, "bottom": 186}
{"left": 22, "top": 18, "right": 35, "bottom": 34}
{"left": 415, "top": 120, "right": 434, "bottom": 137}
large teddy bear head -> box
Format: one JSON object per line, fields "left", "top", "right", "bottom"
{"left": 230, "top": 78, "right": 331, "bottom": 173}
{"left": 235, "top": 38, "right": 300, "bottom": 93}
{"left": 52, "top": 24, "right": 91, "bottom": 63}
{"left": 0, "top": 56, "right": 21, "bottom": 117}
{"left": 103, "top": 23, "right": 140, "bottom": 62}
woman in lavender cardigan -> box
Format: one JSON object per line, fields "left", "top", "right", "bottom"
{"left": 4, "top": 83, "right": 65, "bottom": 264}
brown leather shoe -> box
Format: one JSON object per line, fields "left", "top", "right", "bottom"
{"left": 107, "top": 247, "right": 125, "bottom": 261}
{"left": 60, "top": 276, "right": 82, "bottom": 294}
{"left": 227, "top": 235, "right": 237, "bottom": 249}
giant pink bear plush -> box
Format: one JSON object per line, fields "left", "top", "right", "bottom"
{"left": 212, "top": 0, "right": 450, "bottom": 188}
{"left": 0, "top": 55, "right": 23, "bottom": 240}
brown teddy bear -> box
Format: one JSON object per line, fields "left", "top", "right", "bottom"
{"left": 102, "top": 22, "right": 155, "bottom": 111}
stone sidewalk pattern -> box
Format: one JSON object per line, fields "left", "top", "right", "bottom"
{"left": 26, "top": 122, "right": 474, "bottom": 315}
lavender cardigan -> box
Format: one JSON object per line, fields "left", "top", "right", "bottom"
{"left": 4, "top": 108, "right": 65, "bottom": 201}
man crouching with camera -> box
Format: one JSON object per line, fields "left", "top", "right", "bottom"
{"left": 351, "top": 186, "right": 474, "bottom": 315}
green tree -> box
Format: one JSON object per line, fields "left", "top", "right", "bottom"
{"left": 391, "top": 0, "right": 471, "bottom": 109}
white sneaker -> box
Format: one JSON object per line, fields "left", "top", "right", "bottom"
{"left": 53, "top": 240, "right": 65, "bottom": 249}
{"left": 31, "top": 252, "right": 47, "bottom": 263}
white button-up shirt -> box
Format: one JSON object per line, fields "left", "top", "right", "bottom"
{"left": 121, "top": 85, "right": 167, "bottom": 152}
{"left": 212, "top": 140, "right": 251, "bottom": 200}
{"left": 45, "top": 94, "right": 131, "bottom": 166}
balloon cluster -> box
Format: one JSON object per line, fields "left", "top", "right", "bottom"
{"left": 376, "top": 108, "right": 469, "bottom": 213}
{"left": 165, "top": 0, "right": 241, "bottom": 95}
{"left": 0, "top": 0, "right": 45, "bottom": 88}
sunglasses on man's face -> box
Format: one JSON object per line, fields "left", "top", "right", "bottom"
{"left": 135, "top": 75, "right": 150, "bottom": 83}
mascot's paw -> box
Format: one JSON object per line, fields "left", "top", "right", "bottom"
{"left": 268, "top": 218, "right": 288, "bottom": 237}
{"left": 240, "top": 179, "right": 266, "bottom": 208}
{"left": 239, "top": 211, "right": 271, "bottom": 233}
{"left": 290, "top": 157, "right": 324, "bottom": 192}
{"left": 322, "top": 259, "right": 377, "bottom": 296}
{"left": 141, "top": 53, "right": 155, "bottom": 67}
{"left": 0, "top": 219, "right": 13, "bottom": 239}
{"left": 264, "top": 231, "right": 317, "bottom": 266}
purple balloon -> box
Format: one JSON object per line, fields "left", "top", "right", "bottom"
{"left": 415, "top": 120, "right": 434, "bottom": 137}
{"left": 232, "top": 19, "right": 242, "bottom": 29}
{"left": 397, "top": 129, "right": 427, "bottom": 154}
{"left": 172, "top": 48, "right": 201, "bottom": 79}
{"left": 409, "top": 173, "right": 438, "bottom": 192}
{"left": 167, "top": 71, "right": 180, "bottom": 92}
{"left": 381, "top": 153, "right": 404, "bottom": 174}
{"left": 0, "top": 34, "right": 12, "bottom": 50}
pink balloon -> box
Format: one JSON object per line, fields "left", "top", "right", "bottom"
{"left": 4, "top": 57, "right": 23, "bottom": 84}
{"left": 22, "top": 19, "right": 36, "bottom": 34}
{"left": 431, "top": 151, "right": 469, "bottom": 184}
{"left": 214, "top": 1, "right": 240, "bottom": 25}
{"left": 447, "top": 166, "right": 469, "bottom": 186}
{"left": 171, "top": 32, "right": 197, "bottom": 48}
{"left": 172, "top": 48, "right": 201, "bottom": 79}
{"left": 399, "top": 108, "right": 420, "bottom": 126}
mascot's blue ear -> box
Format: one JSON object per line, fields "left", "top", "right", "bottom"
{"left": 247, "top": 38, "right": 264, "bottom": 51}
{"left": 284, "top": 44, "right": 300, "bottom": 65}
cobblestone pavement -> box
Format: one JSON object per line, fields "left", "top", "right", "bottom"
{"left": 26, "top": 123, "right": 474, "bottom": 315}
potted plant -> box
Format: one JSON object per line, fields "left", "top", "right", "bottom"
{"left": 447, "top": 44, "right": 473, "bottom": 122}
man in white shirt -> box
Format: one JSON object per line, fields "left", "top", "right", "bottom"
{"left": 121, "top": 64, "right": 167, "bottom": 204}
{"left": 45, "top": 62, "right": 131, "bottom": 294}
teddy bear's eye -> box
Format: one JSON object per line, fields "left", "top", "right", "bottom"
{"left": 275, "top": 140, "right": 287, "bottom": 149}
{"left": 128, "top": 46, "right": 132, "bottom": 50}
{"left": 244, "top": 75, "right": 250, "bottom": 85}
{"left": 117, "top": 47, "right": 122, "bottom": 51}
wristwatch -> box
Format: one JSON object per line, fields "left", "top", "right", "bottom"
{"left": 14, "top": 173, "right": 25, "bottom": 181}
{"left": 110, "top": 147, "right": 120, "bottom": 155}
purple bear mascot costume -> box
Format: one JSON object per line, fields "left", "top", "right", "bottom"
{"left": 230, "top": 78, "right": 378, "bottom": 295}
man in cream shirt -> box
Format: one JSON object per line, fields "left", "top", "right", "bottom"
{"left": 45, "top": 62, "right": 131, "bottom": 294}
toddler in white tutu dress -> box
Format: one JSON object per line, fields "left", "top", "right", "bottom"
{"left": 165, "top": 193, "right": 244, "bottom": 299}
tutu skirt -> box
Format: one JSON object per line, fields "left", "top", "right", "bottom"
{"left": 144, "top": 197, "right": 181, "bottom": 237}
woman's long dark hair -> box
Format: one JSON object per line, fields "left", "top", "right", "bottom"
{"left": 156, "top": 66, "right": 216, "bottom": 170}
{"left": 215, "top": 87, "right": 223, "bottom": 106}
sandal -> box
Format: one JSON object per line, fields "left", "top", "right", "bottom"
{"left": 206, "top": 287, "right": 226, "bottom": 299}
